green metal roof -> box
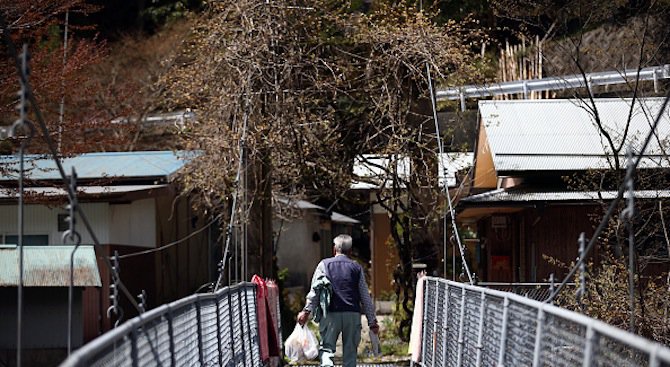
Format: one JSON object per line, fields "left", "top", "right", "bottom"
{"left": 0, "top": 245, "right": 101, "bottom": 287}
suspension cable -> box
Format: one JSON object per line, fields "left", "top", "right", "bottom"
{"left": 117, "top": 213, "right": 223, "bottom": 260}
{"left": 214, "top": 97, "right": 250, "bottom": 290}
{"left": 427, "top": 63, "right": 474, "bottom": 285}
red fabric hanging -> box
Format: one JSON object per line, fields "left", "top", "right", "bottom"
{"left": 251, "top": 274, "right": 270, "bottom": 361}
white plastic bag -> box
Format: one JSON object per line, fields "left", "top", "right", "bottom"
{"left": 284, "top": 324, "right": 319, "bottom": 362}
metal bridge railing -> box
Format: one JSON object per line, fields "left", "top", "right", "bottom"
{"left": 60, "top": 282, "right": 264, "bottom": 367}
{"left": 418, "top": 277, "right": 670, "bottom": 367}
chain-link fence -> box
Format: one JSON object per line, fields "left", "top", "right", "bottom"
{"left": 418, "top": 277, "right": 670, "bottom": 367}
{"left": 60, "top": 282, "right": 270, "bottom": 367}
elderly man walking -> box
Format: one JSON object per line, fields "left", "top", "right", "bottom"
{"left": 297, "top": 234, "right": 379, "bottom": 367}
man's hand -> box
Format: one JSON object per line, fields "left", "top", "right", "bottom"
{"left": 297, "top": 310, "right": 310, "bottom": 326}
{"left": 370, "top": 322, "right": 380, "bottom": 335}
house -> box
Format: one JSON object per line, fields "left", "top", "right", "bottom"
{"left": 0, "top": 151, "right": 217, "bottom": 365}
{"left": 274, "top": 197, "right": 360, "bottom": 293}
{"left": 458, "top": 98, "right": 670, "bottom": 282}
{"left": 0, "top": 246, "right": 100, "bottom": 366}
{"left": 351, "top": 153, "right": 474, "bottom": 297}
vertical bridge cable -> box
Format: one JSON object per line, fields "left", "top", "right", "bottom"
{"left": 11, "top": 44, "right": 35, "bottom": 367}
{"left": 214, "top": 98, "right": 250, "bottom": 290}
{"left": 622, "top": 148, "right": 636, "bottom": 333}
{"left": 426, "top": 63, "right": 474, "bottom": 284}
{"left": 63, "top": 168, "right": 82, "bottom": 355}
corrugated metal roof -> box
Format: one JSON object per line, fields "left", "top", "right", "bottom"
{"left": 0, "top": 184, "right": 167, "bottom": 198}
{"left": 479, "top": 98, "right": 670, "bottom": 172}
{"left": 0, "top": 245, "right": 101, "bottom": 287}
{"left": 462, "top": 188, "right": 670, "bottom": 204}
{"left": 0, "top": 151, "right": 192, "bottom": 181}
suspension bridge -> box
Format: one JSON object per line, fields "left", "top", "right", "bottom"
{"left": 53, "top": 276, "right": 670, "bottom": 367}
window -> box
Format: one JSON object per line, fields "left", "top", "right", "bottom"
{"left": 3, "top": 235, "right": 49, "bottom": 246}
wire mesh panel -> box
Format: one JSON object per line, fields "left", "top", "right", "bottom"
{"left": 244, "top": 285, "right": 262, "bottom": 367}
{"left": 172, "top": 303, "right": 201, "bottom": 366}
{"left": 592, "top": 333, "right": 649, "bottom": 367}
{"left": 231, "top": 287, "right": 246, "bottom": 367}
{"left": 218, "top": 291, "right": 235, "bottom": 366}
{"left": 480, "top": 295, "right": 503, "bottom": 366}
{"left": 444, "top": 284, "right": 461, "bottom": 367}
{"left": 503, "top": 300, "right": 537, "bottom": 366}
{"left": 421, "top": 278, "right": 436, "bottom": 367}
{"left": 61, "top": 282, "right": 279, "bottom": 367}
{"left": 200, "top": 297, "right": 220, "bottom": 367}
{"left": 134, "top": 315, "right": 173, "bottom": 367}
{"left": 418, "top": 277, "right": 670, "bottom": 367}
{"left": 459, "top": 289, "right": 483, "bottom": 367}
{"left": 88, "top": 336, "right": 133, "bottom": 367}
{"left": 538, "top": 313, "right": 586, "bottom": 366}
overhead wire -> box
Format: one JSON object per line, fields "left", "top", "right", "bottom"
{"left": 116, "top": 213, "right": 223, "bottom": 260}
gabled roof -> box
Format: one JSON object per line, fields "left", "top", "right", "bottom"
{"left": 479, "top": 98, "right": 670, "bottom": 172}
{"left": 0, "top": 245, "right": 101, "bottom": 287}
{"left": 0, "top": 151, "right": 192, "bottom": 182}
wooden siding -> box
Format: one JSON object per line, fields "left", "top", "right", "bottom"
{"left": 477, "top": 205, "right": 601, "bottom": 282}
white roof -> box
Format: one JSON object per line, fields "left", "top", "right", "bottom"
{"left": 352, "top": 153, "right": 473, "bottom": 189}
{"left": 479, "top": 98, "right": 670, "bottom": 172}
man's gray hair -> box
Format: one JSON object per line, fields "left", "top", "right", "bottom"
{"left": 333, "top": 234, "right": 353, "bottom": 253}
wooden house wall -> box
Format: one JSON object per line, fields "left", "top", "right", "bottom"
{"left": 520, "top": 205, "right": 599, "bottom": 281}
{"left": 478, "top": 204, "right": 601, "bottom": 282}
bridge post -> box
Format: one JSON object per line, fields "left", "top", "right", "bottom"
{"left": 215, "top": 295, "right": 224, "bottom": 365}
{"left": 496, "top": 297, "right": 510, "bottom": 367}
{"left": 582, "top": 324, "right": 596, "bottom": 367}
{"left": 196, "top": 297, "right": 205, "bottom": 366}
{"left": 243, "top": 285, "right": 257, "bottom": 367}
{"left": 237, "top": 289, "right": 248, "bottom": 367}
{"left": 441, "top": 282, "right": 451, "bottom": 366}
{"left": 167, "top": 306, "right": 176, "bottom": 367}
{"left": 531, "top": 307, "right": 545, "bottom": 367}
{"left": 432, "top": 280, "right": 440, "bottom": 367}
{"left": 130, "top": 326, "right": 138, "bottom": 367}
{"left": 456, "top": 287, "right": 466, "bottom": 367}
{"left": 421, "top": 279, "right": 431, "bottom": 366}
{"left": 228, "top": 289, "right": 236, "bottom": 366}
{"left": 475, "top": 291, "right": 486, "bottom": 367}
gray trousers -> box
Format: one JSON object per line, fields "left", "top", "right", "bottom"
{"left": 318, "top": 312, "right": 361, "bottom": 367}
